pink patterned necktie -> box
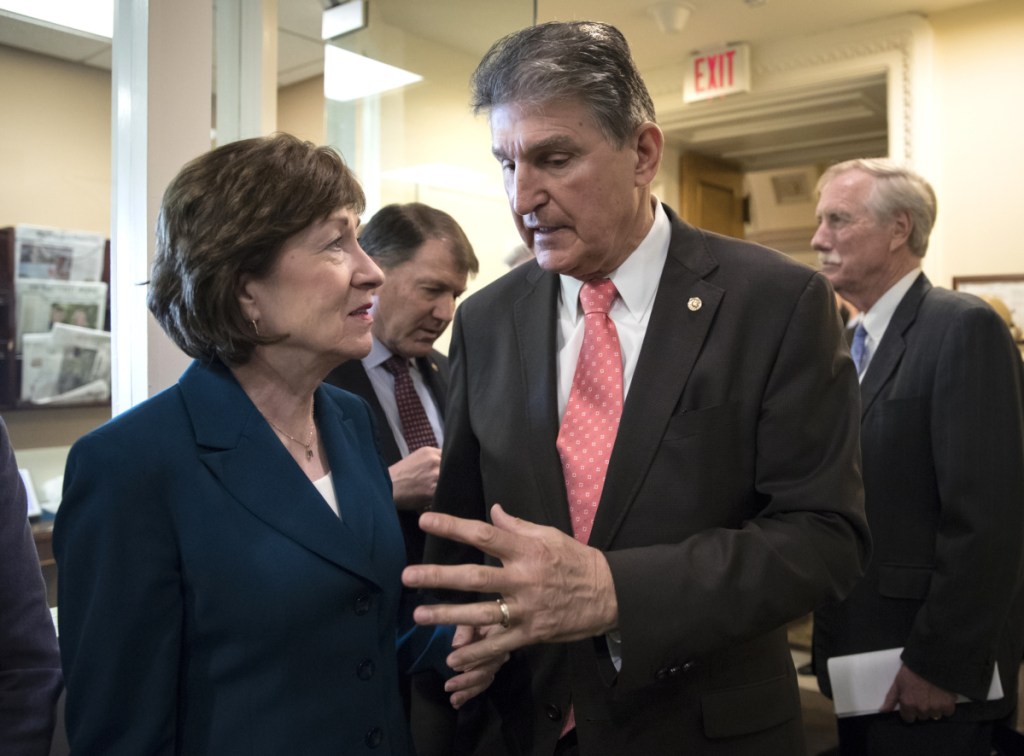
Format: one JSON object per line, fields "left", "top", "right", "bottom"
{"left": 382, "top": 355, "right": 438, "bottom": 451}
{"left": 555, "top": 278, "right": 623, "bottom": 739}
{"left": 557, "top": 278, "right": 624, "bottom": 543}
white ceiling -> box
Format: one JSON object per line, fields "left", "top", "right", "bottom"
{"left": 356, "top": 0, "right": 988, "bottom": 73}
{"left": 0, "top": 0, "right": 990, "bottom": 171}
{"left": 0, "top": 0, "right": 991, "bottom": 85}
{"left": 287, "top": 0, "right": 991, "bottom": 89}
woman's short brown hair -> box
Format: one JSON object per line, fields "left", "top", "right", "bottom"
{"left": 147, "top": 132, "right": 365, "bottom": 364}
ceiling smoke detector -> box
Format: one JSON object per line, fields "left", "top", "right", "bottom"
{"left": 646, "top": 2, "right": 694, "bottom": 35}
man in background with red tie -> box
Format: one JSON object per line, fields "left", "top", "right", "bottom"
{"left": 324, "top": 202, "right": 477, "bottom": 756}
{"left": 403, "top": 20, "right": 870, "bottom": 756}
{"left": 326, "top": 202, "right": 477, "bottom": 563}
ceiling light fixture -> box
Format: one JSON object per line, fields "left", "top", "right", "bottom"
{"left": 323, "top": 45, "right": 422, "bottom": 102}
{"left": 0, "top": 0, "right": 113, "bottom": 39}
{"left": 322, "top": 0, "right": 366, "bottom": 40}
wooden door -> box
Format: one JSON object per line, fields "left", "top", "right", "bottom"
{"left": 679, "top": 152, "right": 745, "bottom": 239}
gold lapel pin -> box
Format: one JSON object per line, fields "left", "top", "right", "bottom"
{"left": 687, "top": 297, "right": 702, "bottom": 312}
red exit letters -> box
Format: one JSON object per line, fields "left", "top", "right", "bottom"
{"left": 683, "top": 44, "right": 750, "bottom": 103}
{"left": 693, "top": 49, "right": 737, "bottom": 93}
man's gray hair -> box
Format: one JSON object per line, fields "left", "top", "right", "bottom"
{"left": 470, "top": 21, "right": 656, "bottom": 148}
{"left": 818, "top": 158, "right": 937, "bottom": 257}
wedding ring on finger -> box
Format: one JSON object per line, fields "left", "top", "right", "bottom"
{"left": 496, "top": 597, "right": 512, "bottom": 629}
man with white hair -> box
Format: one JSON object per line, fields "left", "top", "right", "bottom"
{"left": 811, "top": 158, "right": 1024, "bottom": 756}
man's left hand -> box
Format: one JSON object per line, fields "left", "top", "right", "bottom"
{"left": 402, "top": 504, "right": 618, "bottom": 672}
{"left": 441, "top": 625, "right": 509, "bottom": 709}
{"left": 881, "top": 664, "right": 957, "bottom": 722}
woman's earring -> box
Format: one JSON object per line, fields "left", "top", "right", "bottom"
{"left": 250, "top": 319, "right": 260, "bottom": 337}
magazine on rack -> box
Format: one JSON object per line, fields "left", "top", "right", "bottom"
{"left": 13, "top": 224, "right": 105, "bottom": 282}
{"left": 14, "top": 278, "right": 107, "bottom": 351}
{"left": 20, "top": 323, "right": 111, "bottom": 405}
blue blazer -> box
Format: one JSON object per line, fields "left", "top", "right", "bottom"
{"left": 55, "top": 359, "right": 416, "bottom": 755}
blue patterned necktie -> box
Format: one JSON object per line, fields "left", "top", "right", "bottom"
{"left": 851, "top": 322, "right": 869, "bottom": 376}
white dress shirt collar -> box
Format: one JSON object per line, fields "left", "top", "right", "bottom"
{"left": 858, "top": 267, "right": 922, "bottom": 350}
{"left": 556, "top": 199, "right": 671, "bottom": 412}
{"left": 360, "top": 336, "right": 444, "bottom": 455}
{"left": 364, "top": 336, "right": 397, "bottom": 370}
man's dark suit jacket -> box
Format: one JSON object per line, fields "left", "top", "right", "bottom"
{"left": 324, "top": 351, "right": 448, "bottom": 566}
{"left": 0, "top": 418, "right": 62, "bottom": 755}
{"left": 814, "top": 274, "right": 1024, "bottom": 723}
{"left": 426, "top": 205, "right": 870, "bottom": 755}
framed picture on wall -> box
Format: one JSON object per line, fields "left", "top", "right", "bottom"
{"left": 952, "top": 274, "right": 1024, "bottom": 346}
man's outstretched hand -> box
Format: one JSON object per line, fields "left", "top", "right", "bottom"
{"left": 402, "top": 504, "right": 619, "bottom": 672}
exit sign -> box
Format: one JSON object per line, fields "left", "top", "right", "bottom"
{"left": 683, "top": 44, "right": 751, "bottom": 103}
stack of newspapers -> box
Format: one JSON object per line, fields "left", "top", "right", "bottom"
{"left": 14, "top": 224, "right": 110, "bottom": 405}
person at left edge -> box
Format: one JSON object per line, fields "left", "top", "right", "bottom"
{"left": 0, "top": 416, "right": 62, "bottom": 756}
{"left": 53, "top": 133, "right": 499, "bottom": 756}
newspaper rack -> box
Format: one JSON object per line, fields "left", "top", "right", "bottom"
{"left": 0, "top": 225, "right": 111, "bottom": 408}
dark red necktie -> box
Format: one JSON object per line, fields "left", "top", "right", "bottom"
{"left": 382, "top": 355, "right": 438, "bottom": 451}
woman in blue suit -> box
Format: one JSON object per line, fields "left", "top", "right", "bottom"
{"left": 54, "top": 134, "right": 496, "bottom": 755}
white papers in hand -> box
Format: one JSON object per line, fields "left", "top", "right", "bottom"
{"left": 827, "top": 647, "right": 1003, "bottom": 718}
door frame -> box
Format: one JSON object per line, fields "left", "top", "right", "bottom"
{"left": 649, "top": 13, "right": 935, "bottom": 171}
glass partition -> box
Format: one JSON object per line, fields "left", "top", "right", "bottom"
{"left": 322, "top": 0, "right": 535, "bottom": 348}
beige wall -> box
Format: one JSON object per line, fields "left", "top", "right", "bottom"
{"left": 277, "top": 76, "right": 325, "bottom": 145}
{"left": 929, "top": 0, "right": 1024, "bottom": 287}
{"left": 0, "top": 45, "right": 111, "bottom": 234}
{"left": 0, "top": 44, "right": 113, "bottom": 450}
{"left": 3, "top": 406, "right": 110, "bottom": 451}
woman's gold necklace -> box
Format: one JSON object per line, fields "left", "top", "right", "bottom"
{"left": 266, "top": 413, "right": 315, "bottom": 461}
